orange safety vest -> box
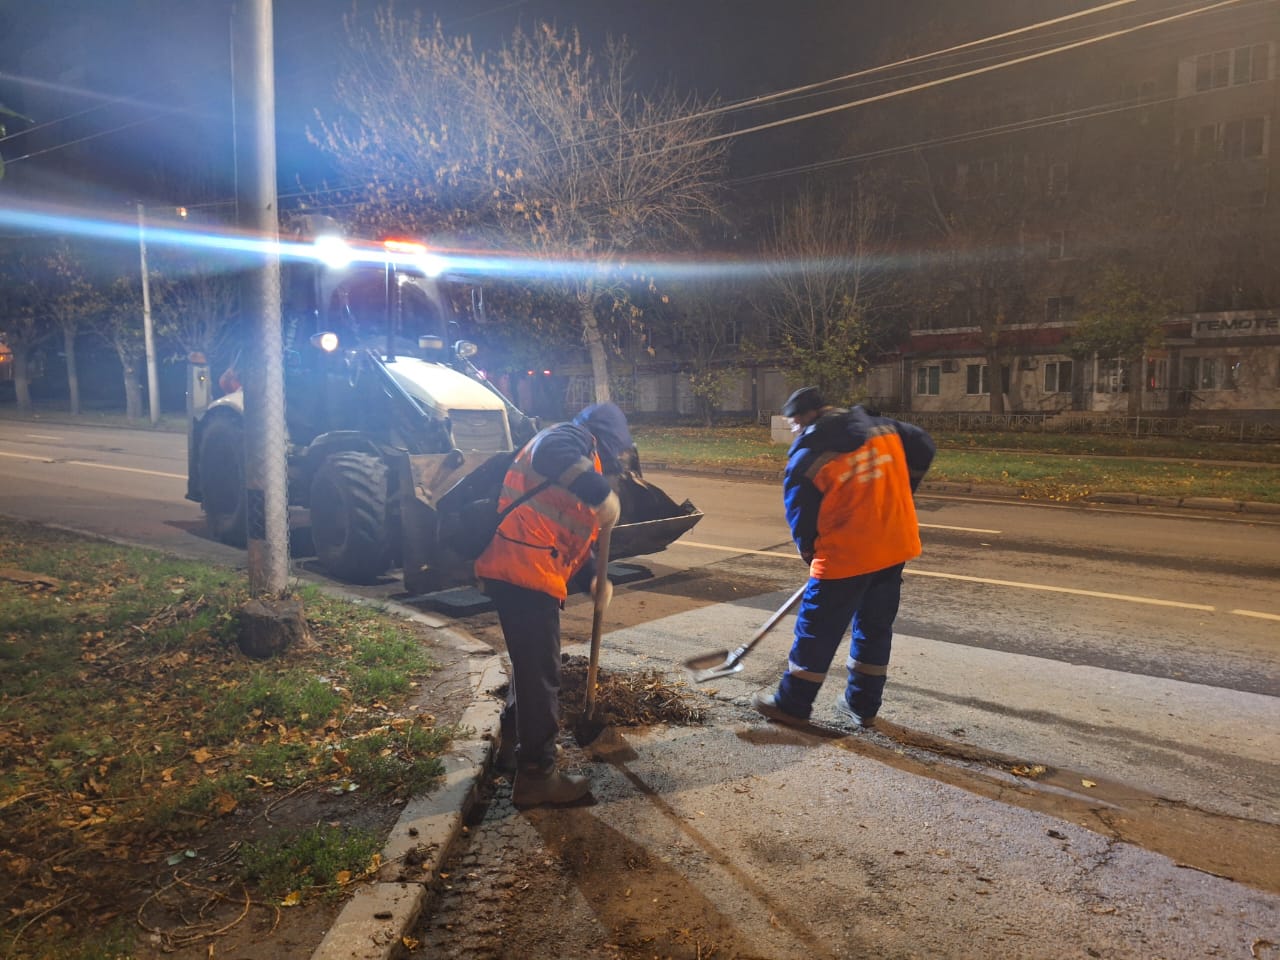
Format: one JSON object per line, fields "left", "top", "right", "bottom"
{"left": 804, "top": 426, "right": 921, "bottom": 580}
{"left": 473, "top": 437, "right": 602, "bottom": 600}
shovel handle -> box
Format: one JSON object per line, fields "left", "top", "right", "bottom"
{"left": 584, "top": 523, "right": 614, "bottom": 718}
{"left": 741, "top": 582, "right": 807, "bottom": 655}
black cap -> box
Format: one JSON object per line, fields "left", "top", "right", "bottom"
{"left": 782, "top": 386, "right": 825, "bottom": 418}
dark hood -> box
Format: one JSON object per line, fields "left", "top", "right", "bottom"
{"left": 795, "top": 405, "right": 870, "bottom": 455}
{"left": 572, "top": 402, "right": 633, "bottom": 463}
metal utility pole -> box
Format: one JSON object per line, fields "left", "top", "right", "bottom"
{"left": 234, "top": 0, "right": 289, "bottom": 594}
{"left": 135, "top": 202, "right": 161, "bottom": 425}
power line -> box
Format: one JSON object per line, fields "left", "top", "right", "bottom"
{"left": 726, "top": 93, "right": 1184, "bottom": 187}
{"left": 6, "top": 0, "right": 1270, "bottom": 218}
{"left": 0, "top": 0, "right": 530, "bottom": 178}
{"left": 292, "top": 0, "right": 1263, "bottom": 209}
{"left": 265, "top": 0, "right": 1236, "bottom": 215}
{"left": 636, "top": 0, "right": 1156, "bottom": 127}
{"left": 658, "top": 0, "right": 1266, "bottom": 154}
{"left": 727, "top": 0, "right": 1214, "bottom": 118}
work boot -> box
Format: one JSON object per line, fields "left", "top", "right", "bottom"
{"left": 751, "top": 691, "right": 809, "bottom": 728}
{"left": 834, "top": 694, "right": 876, "bottom": 729}
{"left": 511, "top": 767, "right": 592, "bottom": 808}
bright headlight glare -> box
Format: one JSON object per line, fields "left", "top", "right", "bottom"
{"left": 311, "top": 331, "right": 340, "bottom": 352}
{"left": 314, "top": 234, "right": 352, "bottom": 270}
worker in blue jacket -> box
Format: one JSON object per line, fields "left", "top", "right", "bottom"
{"left": 754, "top": 387, "right": 935, "bottom": 729}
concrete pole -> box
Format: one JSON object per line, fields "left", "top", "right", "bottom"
{"left": 235, "top": 0, "right": 289, "bottom": 595}
{"left": 136, "top": 202, "right": 161, "bottom": 425}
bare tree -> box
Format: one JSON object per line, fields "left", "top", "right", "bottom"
{"left": 42, "top": 241, "right": 104, "bottom": 415}
{"left": 758, "top": 183, "right": 889, "bottom": 403}
{"left": 898, "top": 149, "right": 1051, "bottom": 415}
{"left": 312, "top": 12, "right": 727, "bottom": 403}
{"left": 151, "top": 253, "right": 240, "bottom": 415}
{"left": 95, "top": 276, "right": 147, "bottom": 421}
{"left": 0, "top": 242, "right": 46, "bottom": 412}
{"left": 645, "top": 277, "right": 746, "bottom": 425}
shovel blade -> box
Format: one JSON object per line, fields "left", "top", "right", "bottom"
{"left": 687, "top": 657, "right": 745, "bottom": 684}
{"left": 573, "top": 712, "right": 606, "bottom": 747}
{"left": 683, "top": 649, "right": 732, "bottom": 672}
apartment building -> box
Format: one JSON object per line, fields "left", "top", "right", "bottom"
{"left": 864, "top": 1, "right": 1280, "bottom": 420}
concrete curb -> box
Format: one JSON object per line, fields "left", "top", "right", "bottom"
{"left": 310, "top": 626, "right": 505, "bottom": 960}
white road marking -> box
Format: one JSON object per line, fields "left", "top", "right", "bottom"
{"left": 0, "top": 449, "right": 184, "bottom": 480}
{"left": 679, "top": 540, "right": 795, "bottom": 559}
{"left": 1, "top": 457, "right": 1271, "bottom": 622}
{"left": 905, "top": 568, "right": 1216, "bottom": 611}
{"left": 920, "top": 523, "right": 1002, "bottom": 534}
{"left": 24, "top": 434, "right": 63, "bottom": 440}
{"left": 675, "top": 538, "right": 1261, "bottom": 616}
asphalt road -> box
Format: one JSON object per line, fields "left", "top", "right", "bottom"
{"left": 2, "top": 421, "right": 1278, "bottom": 957}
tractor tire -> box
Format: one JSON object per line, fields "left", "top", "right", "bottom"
{"left": 310, "top": 451, "right": 393, "bottom": 583}
{"left": 198, "top": 416, "right": 247, "bottom": 548}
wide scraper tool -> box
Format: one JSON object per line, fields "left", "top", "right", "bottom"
{"left": 683, "top": 582, "right": 806, "bottom": 684}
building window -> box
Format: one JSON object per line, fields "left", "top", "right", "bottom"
{"left": 1146, "top": 358, "right": 1169, "bottom": 392}
{"left": 1045, "top": 296, "right": 1076, "bottom": 322}
{"left": 1047, "top": 161, "right": 1071, "bottom": 196}
{"left": 916, "top": 365, "right": 941, "bottom": 396}
{"left": 965, "top": 364, "right": 990, "bottom": 395}
{"left": 1176, "top": 119, "right": 1269, "bottom": 164}
{"left": 1047, "top": 231, "right": 1068, "bottom": 260}
{"left": 1096, "top": 358, "right": 1130, "bottom": 394}
{"left": 1182, "top": 356, "right": 1240, "bottom": 391}
{"left": 1239, "top": 118, "right": 1266, "bottom": 159}
{"left": 1043, "top": 360, "right": 1072, "bottom": 393}
{"left": 1193, "top": 44, "right": 1271, "bottom": 92}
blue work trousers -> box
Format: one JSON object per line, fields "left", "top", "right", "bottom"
{"left": 486, "top": 579, "right": 563, "bottom": 772}
{"left": 775, "top": 563, "right": 905, "bottom": 720}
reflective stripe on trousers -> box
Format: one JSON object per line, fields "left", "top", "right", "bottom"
{"left": 776, "top": 563, "right": 904, "bottom": 720}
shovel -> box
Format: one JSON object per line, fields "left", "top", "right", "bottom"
{"left": 683, "top": 582, "right": 807, "bottom": 684}
{"left": 573, "top": 523, "right": 614, "bottom": 748}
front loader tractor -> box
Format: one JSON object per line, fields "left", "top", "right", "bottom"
{"left": 185, "top": 218, "right": 702, "bottom": 592}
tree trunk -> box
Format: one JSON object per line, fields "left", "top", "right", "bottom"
{"left": 62, "top": 327, "right": 81, "bottom": 415}
{"left": 577, "top": 288, "right": 610, "bottom": 405}
{"left": 1127, "top": 355, "right": 1144, "bottom": 416}
{"left": 121, "top": 358, "right": 143, "bottom": 421}
{"left": 13, "top": 347, "right": 34, "bottom": 413}
{"left": 986, "top": 346, "right": 1004, "bottom": 415}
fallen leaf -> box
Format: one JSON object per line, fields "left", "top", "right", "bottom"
{"left": 1010, "top": 764, "right": 1047, "bottom": 778}
{"left": 192, "top": 747, "right": 212, "bottom": 764}
{"left": 1081, "top": 779, "right": 1097, "bottom": 789}
{"left": 281, "top": 891, "right": 302, "bottom": 907}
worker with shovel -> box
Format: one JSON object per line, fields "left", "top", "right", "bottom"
{"left": 475, "top": 403, "right": 630, "bottom": 808}
{"left": 752, "top": 387, "right": 935, "bottom": 730}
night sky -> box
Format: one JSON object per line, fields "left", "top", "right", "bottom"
{"left": 0, "top": 0, "right": 944, "bottom": 205}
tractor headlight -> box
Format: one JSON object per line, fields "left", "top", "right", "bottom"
{"left": 314, "top": 235, "right": 352, "bottom": 270}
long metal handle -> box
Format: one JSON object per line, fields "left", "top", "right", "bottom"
{"left": 740, "top": 582, "right": 807, "bottom": 657}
